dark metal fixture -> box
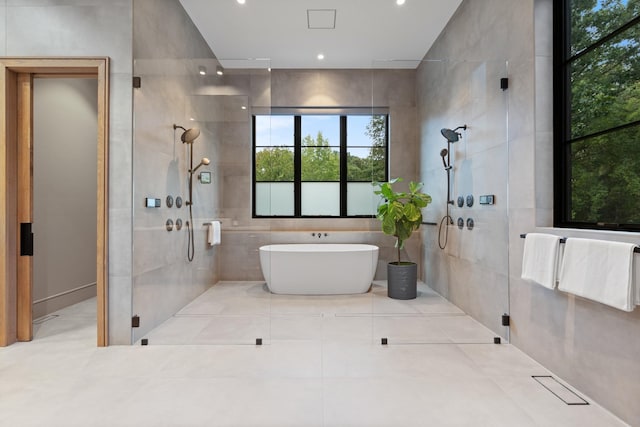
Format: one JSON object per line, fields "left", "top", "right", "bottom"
{"left": 438, "top": 124, "right": 468, "bottom": 250}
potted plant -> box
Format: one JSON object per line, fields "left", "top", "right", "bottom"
{"left": 374, "top": 178, "right": 432, "bottom": 299}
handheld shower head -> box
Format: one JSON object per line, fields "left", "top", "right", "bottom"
{"left": 439, "top": 148, "right": 449, "bottom": 169}
{"left": 191, "top": 157, "right": 210, "bottom": 174}
{"left": 173, "top": 124, "right": 201, "bottom": 143}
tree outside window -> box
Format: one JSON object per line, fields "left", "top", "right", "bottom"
{"left": 254, "top": 112, "right": 389, "bottom": 217}
{"left": 557, "top": 0, "right": 640, "bottom": 229}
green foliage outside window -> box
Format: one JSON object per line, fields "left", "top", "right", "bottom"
{"left": 255, "top": 148, "right": 293, "bottom": 181}
{"left": 255, "top": 115, "right": 387, "bottom": 183}
{"left": 301, "top": 132, "right": 340, "bottom": 181}
{"left": 563, "top": 0, "right": 640, "bottom": 226}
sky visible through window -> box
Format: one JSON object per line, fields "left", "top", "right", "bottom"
{"left": 255, "top": 114, "right": 376, "bottom": 147}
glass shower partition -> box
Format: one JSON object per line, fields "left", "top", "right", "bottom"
{"left": 132, "top": 56, "right": 509, "bottom": 347}
{"left": 370, "top": 59, "right": 511, "bottom": 345}
{"left": 132, "top": 58, "right": 274, "bottom": 345}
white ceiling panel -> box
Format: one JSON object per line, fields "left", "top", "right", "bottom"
{"left": 179, "top": 0, "right": 462, "bottom": 69}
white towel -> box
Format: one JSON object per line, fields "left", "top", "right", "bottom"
{"left": 637, "top": 264, "right": 640, "bottom": 305}
{"left": 558, "top": 238, "right": 637, "bottom": 312}
{"left": 206, "top": 221, "right": 221, "bottom": 246}
{"left": 521, "top": 233, "right": 562, "bottom": 289}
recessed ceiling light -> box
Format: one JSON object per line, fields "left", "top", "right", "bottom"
{"left": 241, "top": 106, "right": 247, "bottom": 110}
{"left": 317, "top": 53, "right": 325, "bottom": 60}
{"left": 198, "top": 65, "right": 206, "bottom": 75}
{"left": 216, "top": 65, "right": 224, "bottom": 76}
{"left": 237, "top": 0, "right": 246, "bottom": 4}
{"left": 396, "top": 0, "right": 406, "bottom": 5}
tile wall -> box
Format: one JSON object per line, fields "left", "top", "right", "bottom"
{"left": 131, "top": 0, "right": 223, "bottom": 341}
{"left": 217, "top": 68, "right": 422, "bottom": 282}
{"left": 419, "top": 0, "right": 640, "bottom": 424}
{"left": 1, "top": 0, "right": 135, "bottom": 344}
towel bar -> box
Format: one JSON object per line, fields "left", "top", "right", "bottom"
{"left": 519, "top": 234, "right": 640, "bottom": 253}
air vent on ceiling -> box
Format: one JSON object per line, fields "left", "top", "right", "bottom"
{"left": 307, "top": 9, "right": 336, "bottom": 29}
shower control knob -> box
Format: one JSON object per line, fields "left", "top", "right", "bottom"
{"left": 467, "top": 218, "right": 475, "bottom": 230}
{"left": 457, "top": 196, "right": 464, "bottom": 207}
{"left": 457, "top": 217, "right": 464, "bottom": 229}
{"left": 175, "top": 196, "right": 183, "bottom": 208}
{"left": 466, "top": 195, "right": 474, "bottom": 207}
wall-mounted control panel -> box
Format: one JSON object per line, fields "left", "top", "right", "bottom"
{"left": 479, "top": 194, "right": 495, "bottom": 205}
{"left": 145, "top": 197, "right": 161, "bottom": 208}
{"left": 199, "top": 171, "right": 211, "bottom": 184}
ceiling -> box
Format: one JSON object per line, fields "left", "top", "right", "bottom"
{"left": 179, "top": 0, "right": 463, "bottom": 69}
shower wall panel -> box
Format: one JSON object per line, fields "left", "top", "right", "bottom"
{"left": 418, "top": 0, "right": 640, "bottom": 424}
{"left": 218, "top": 69, "right": 420, "bottom": 281}
{"left": 132, "top": 0, "right": 220, "bottom": 341}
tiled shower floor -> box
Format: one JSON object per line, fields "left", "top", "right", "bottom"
{"left": 139, "top": 281, "right": 491, "bottom": 346}
{"left": 0, "top": 282, "right": 629, "bottom": 427}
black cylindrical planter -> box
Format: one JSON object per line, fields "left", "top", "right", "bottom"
{"left": 387, "top": 262, "right": 417, "bottom": 299}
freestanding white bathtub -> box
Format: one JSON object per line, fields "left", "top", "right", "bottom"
{"left": 259, "top": 244, "right": 379, "bottom": 295}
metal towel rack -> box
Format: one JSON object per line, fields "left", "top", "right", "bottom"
{"left": 520, "top": 234, "right": 640, "bottom": 253}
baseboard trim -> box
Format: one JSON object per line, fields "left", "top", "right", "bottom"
{"left": 33, "top": 282, "right": 97, "bottom": 305}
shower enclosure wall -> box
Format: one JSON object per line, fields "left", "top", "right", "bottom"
{"left": 131, "top": 0, "right": 512, "bottom": 345}
{"left": 132, "top": 52, "right": 272, "bottom": 342}
{"left": 417, "top": 59, "right": 510, "bottom": 338}
{"left": 131, "top": 55, "right": 510, "bottom": 346}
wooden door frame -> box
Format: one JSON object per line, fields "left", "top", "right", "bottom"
{"left": 0, "top": 58, "right": 109, "bottom": 347}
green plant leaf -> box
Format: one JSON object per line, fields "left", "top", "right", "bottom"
{"left": 381, "top": 215, "right": 396, "bottom": 235}
{"left": 374, "top": 176, "right": 432, "bottom": 262}
{"left": 403, "top": 203, "right": 421, "bottom": 222}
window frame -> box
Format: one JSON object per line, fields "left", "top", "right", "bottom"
{"left": 252, "top": 109, "right": 389, "bottom": 218}
{"left": 553, "top": 0, "right": 640, "bottom": 231}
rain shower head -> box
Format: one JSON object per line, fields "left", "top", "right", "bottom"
{"left": 441, "top": 128, "right": 460, "bottom": 143}
{"left": 440, "top": 125, "right": 467, "bottom": 143}
{"left": 173, "top": 124, "right": 201, "bottom": 143}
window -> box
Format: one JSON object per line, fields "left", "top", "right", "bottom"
{"left": 253, "top": 110, "right": 388, "bottom": 217}
{"left": 555, "top": 0, "right": 640, "bottom": 231}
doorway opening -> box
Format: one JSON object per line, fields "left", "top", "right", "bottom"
{"left": 32, "top": 77, "right": 99, "bottom": 343}
{"left": 0, "top": 58, "right": 109, "bottom": 347}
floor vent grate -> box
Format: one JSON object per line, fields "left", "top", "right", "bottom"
{"left": 532, "top": 375, "right": 589, "bottom": 405}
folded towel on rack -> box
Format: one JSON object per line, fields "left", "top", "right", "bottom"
{"left": 558, "top": 238, "right": 638, "bottom": 312}
{"left": 206, "top": 221, "right": 221, "bottom": 246}
{"left": 521, "top": 233, "right": 562, "bottom": 289}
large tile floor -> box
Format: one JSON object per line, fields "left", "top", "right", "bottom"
{"left": 0, "top": 281, "right": 629, "bottom": 427}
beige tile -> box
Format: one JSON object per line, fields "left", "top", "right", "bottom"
{"left": 0, "top": 286, "right": 627, "bottom": 427}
